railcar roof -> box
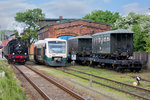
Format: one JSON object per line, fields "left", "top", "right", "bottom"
{"left": 34, "top": 40, "right": 46, "bottom": 45}
{"left": 34, "top": 38, "right": 66, "bottom": 45}
{"left": 92, "top": 29, "right": 134, "bottom": 36}
{"left": 44, "top": 38, "right": 66, "bottom": 41}
{"left": 69, "top": 35, "right": 92, "bottom": 40}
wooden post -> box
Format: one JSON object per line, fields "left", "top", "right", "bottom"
{"left": 72, "top": 61, "right": 75, "bottom": 66}
{"left": 90, "top": 74, "right": 92, "bottom": 87}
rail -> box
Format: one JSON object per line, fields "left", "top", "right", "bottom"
{"left": 12, "top": 64, "right": 52, "bottom": 100}
{"left": 58, "top": 68, "right": 150, "bottom": 100}
{"left": 24, "top": 65, "right": 86, "bottom": 100}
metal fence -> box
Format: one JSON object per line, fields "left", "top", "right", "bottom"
{"left": 133, "top": 52, "right": 150, "bottom": 69}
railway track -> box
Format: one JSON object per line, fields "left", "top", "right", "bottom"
{"left": 12, "top": 64, "right": 86, "bottom": 100}
{"left": 57, "top": 68, "right": 150, "bottom": 100}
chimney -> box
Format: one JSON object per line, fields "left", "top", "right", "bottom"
{"left": 59, "top": 16, "right": 63, "bottom": 20}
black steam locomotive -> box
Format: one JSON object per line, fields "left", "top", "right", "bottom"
{"left": 69, "top": 29, "right": 142, "bottom": 72}
{"left": 4, "top": 37, "right": 29, "bottom": 64}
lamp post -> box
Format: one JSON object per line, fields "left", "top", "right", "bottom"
{"left": 136, "top": 76, "right": 141, "bottom": 85}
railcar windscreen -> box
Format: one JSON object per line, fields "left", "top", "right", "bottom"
{"left": 48, "top": 41, "right": 66, "bottom": 53}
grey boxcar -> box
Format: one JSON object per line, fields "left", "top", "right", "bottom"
{"left": 69, "top": 35, "right": 92, "bottom": 56}
{"left": 92, "top": 29, "right": 133, "bottom": 59}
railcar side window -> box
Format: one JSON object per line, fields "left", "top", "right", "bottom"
{"left": 37, "top": 48, "right": 41, "bottom": 55}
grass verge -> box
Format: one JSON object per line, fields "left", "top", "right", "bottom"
{"left": 70, "top": 66, "right": 150, "bottom": 89}
{"left": 0, "top": 60, "right": 25, "bottom": 100}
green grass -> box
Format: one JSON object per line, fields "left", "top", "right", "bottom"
{"left": 0, "top": 60, "right": 25, "bottom": 100}
{"left": 70, "top": 66, "right": 150, "bottom": 89}
{"left": 65, "top": 70, "right": 150, "bottom": 98}
{"left": 0, "top": 66, "right": 4, "bottom": 72}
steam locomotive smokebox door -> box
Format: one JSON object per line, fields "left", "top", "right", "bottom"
{"left": 71, "top": 54, "right": 76, "bottom": 60}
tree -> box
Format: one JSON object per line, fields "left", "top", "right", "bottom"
{"left": 113, "top": 12, "right": 150, "bottom": 52}
{"left": 132, "top": 25, "right": 146, "bottom": 51}
{"left": 14, "top": 30, "right": 19, "bottom": 38}
{"left": 144, "top": 34, "right": 150, "bottom": 52}
{"left": 15, "top": 8, "right": 45, "bottom": 47}
{"left": 82, "top": 10, "right": 120, "bottom": 29}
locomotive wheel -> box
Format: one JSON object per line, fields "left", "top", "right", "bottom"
{"left": 21, "top": 62, "right": 25, "bottom": 65}
{"left": 8, "top": 60, "right": 11, "bottom": 64}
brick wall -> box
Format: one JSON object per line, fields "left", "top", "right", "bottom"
{"left": 30, "top": 44, "right": 34, "bottom": 55}
{"left": 38, "top": 27, "right": 49, "bottom": 40}
{"left": 52, "top": 20, "right": 110, "bottom": 38}
{"left": 2, "top": 40, "right": 9, "bottom": 52}
{"left": 38, "top": 20, "right": 110, "bottom": 39}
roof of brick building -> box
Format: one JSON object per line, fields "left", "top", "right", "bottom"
{"left": 38, "top": 18, "right": 110, "bottom": 31}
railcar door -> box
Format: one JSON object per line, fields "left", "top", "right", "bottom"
{"left": 43, "top": 44, "right": 46, "bottom": 63}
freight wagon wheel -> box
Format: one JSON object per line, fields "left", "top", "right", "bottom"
{"left": 120, "top": 68, "right": 124, "bottom": 73}
{"left": 82, "top": 60, "right": 86, "bottom": 65}
{"left": 116, "top": 67, "right": 124, "bottom": 73}
{"left": 130, "top": 69, "right": 134, "bottom": 72}
{"left": 100, "top": 63, "right": 105, "bottom": 68}
{"left": 135, "top": 68, "right": 141, "bottom": 73}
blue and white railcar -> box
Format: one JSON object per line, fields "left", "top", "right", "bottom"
{"left": 34, "top": 38, "right": 67, "bottom": 66}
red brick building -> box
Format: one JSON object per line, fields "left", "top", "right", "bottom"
{"left": 1, "top": 40, "right": 9, "bottom": 52}
{"left": 38, "top": 17, "right": 110, "bottom": 40}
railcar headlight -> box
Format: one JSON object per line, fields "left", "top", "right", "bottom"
{"left": 12, "top": 53, "right": 15, "bottom": 55}
{"left": 25, "top": 53, "right": 27, "bottom": 55}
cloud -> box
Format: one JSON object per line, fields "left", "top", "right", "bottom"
{"left": 122, "top": 3, "right": 150, "bottom": 16}
{"left": 0, "top": 0, "right": 97, "bottom": 32}
{"left": 0, "top": 0, "right": 94, "bottom": 32}
{"left": 103, "top": 0, "right": 110, "bottom": 3}
{"left": 0, "top": 0, "right": 36, "bottom": 32}
{"left": 41, "top": 0, "right": 93, "bottom": 18}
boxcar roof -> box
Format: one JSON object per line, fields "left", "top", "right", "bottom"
{"left": 69, "top": 35, "right": 92, "bottom": 40}
{"left": 92, "top": 29, "right": 134, "bottom": 36}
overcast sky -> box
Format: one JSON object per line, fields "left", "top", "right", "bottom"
{"left": 0, "top": 0, "right": 150, "bottom": 33}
